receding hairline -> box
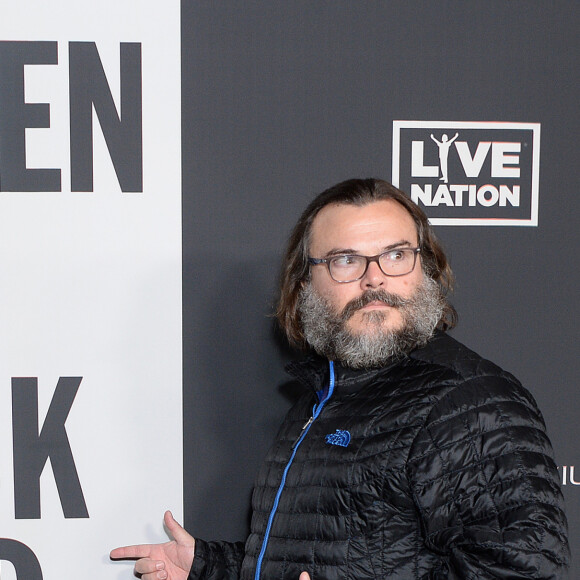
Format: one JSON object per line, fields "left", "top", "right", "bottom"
{"left": 305, "top": 197, "right": 424, "bottom": 257}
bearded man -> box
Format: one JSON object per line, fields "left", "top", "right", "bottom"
{"left": 112, "top": 179, "right": 569, "bottom": 579}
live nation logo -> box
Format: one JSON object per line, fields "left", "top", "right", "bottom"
{"left": 392, "top": 121, "right": 541, "bottom": 226}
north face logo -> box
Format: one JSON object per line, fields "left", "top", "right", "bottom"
{"left": 325, "top": 429, "right": 351, "bottom": 447}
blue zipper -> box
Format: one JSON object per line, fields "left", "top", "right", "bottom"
{"left": 253, "top": 361, "right": 336, "bottom": 580}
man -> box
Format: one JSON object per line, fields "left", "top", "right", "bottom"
{"left": 111, "top": 179, "right": 569, "bottom": 579}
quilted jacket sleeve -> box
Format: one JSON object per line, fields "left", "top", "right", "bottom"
{"left": 188, "top": 539, "right": 245, "bottom": 580}
{"left": 407, "top": 372, "right": 570, "bottom": 579}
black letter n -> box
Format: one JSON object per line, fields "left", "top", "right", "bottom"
{"left": 12, "top": 377, "right": 89, "bottom": 519}
{"left": 69, "top": 42, "right": 142, "bottom": 192}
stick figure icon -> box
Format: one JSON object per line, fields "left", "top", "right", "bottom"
{"left": 430, "top": 132, "right": 459, "bottom": 183}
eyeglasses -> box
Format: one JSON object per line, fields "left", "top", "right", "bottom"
{"left": 308, "top": 247, "right": 421, "bottom": 283}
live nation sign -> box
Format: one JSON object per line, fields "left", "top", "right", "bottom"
{"left": 392, "top": 121, "right": 541, "bottom": 226}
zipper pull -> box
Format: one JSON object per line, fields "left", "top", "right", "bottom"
{"left": 291, "top": 416, "right": 313, "bottom": 449}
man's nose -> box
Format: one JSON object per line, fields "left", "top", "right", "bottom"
{"left": 360, "top": 259, "right": 386, "bottom": 289}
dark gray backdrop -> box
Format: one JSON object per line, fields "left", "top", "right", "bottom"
{"left": 181, "top": 1, "right": 579, "bottom": 572}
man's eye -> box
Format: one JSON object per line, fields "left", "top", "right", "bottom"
{"left": 333, "top": 256, "right": 357, "bottom": 267}
{"left": 386, "top": 250, "right": 405, "bottom": 261}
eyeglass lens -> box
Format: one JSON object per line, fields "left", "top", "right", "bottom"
{"left": 329, "top": 249, "right": 416, "bottom": 282}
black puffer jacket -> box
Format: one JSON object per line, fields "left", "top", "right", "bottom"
{"left": 190, "top": 332, "right": 569, "bottom": 579}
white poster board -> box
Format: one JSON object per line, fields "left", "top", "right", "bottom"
{"left": 0, "top": 1, "right": 182, "bottom": 578}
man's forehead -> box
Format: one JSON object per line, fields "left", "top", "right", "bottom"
{"left": 309, "top": 200, "right": 418, "bottom": 251}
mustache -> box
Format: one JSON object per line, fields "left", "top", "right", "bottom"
{"left": 340, "top": 290, "right": 410, "bottom": 320}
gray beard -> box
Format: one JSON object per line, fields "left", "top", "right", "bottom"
{"left": 298, "top": 276, "right": 445, "bottom": 369}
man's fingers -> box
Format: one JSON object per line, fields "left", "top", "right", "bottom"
{"left": 110, "top": 544, "right": 153, "bottom": 560}
{"left": 135, "top": 558, "right": 165, "bottom": 575}
{"left": 299, "top": 573, "right": 311, "bottom": 580}
{"left": 141, "top": 574, "right": 167, "bottom": 580}
{"left": 164, "top": 510, "right": 191, "bottom": 544}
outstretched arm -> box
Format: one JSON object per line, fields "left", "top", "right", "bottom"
{"left": 110, "top": 511, "right": 194, "bottom": 580}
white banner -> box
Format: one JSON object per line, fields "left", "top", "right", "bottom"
{"left": 0, "top": 1, "right": 182, "bottom": 578}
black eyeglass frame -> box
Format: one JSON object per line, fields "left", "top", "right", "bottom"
{"left": 308, "top": 247, "right": 421, "bottom": 283}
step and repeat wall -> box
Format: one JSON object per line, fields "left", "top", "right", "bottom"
{"left": 1, "top": 1, "right": 578, "bottom": 578}
{"left": 0, "top": 1, "right": 182, "bottom": 579}
{"left": 181, "top": 1, "right": 579, "bottom": 577}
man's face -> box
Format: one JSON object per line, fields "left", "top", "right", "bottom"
{"left": 308, "top": 199, "right": 424, "bottom": 336}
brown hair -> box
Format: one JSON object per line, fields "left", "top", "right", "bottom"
{"left": 276, "top": 178, "right": 457, "bottom": 348}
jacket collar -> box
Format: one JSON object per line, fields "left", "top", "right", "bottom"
{"left": 285, "top": 330, "right": 451, "bottom": 396}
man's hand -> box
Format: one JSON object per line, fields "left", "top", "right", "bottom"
{"left": 110, "top": 511, "right": 194, "bottom": 580}
{"left": 299, "top": 573, "right": 311, "bottom": 580}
